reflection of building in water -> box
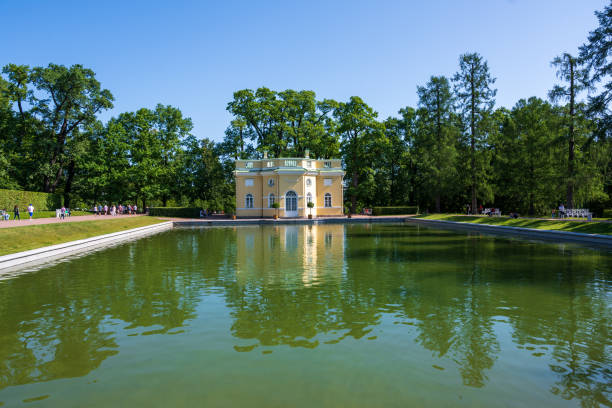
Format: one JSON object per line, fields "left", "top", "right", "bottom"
{"left": 234, "top": 225, "right": 345, "bottom": 287}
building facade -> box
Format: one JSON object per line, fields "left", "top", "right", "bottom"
{"left": 235, "top": 152, "right": 344, "bottom": 218}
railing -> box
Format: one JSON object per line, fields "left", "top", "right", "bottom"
{"left": 284, "top": 160, "right": 297, "bottom": 167}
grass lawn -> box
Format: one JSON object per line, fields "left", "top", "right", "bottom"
{"left": 416, "top": 214, "right": 612, "bottom": 235}
{"left": 0, "top": 217, "right": 166, "bottom": 256}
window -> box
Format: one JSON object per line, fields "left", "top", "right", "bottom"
{"left": 324, "top": 193, "right": 332, "bottom": 207}
{"left": 306, "top": 178, "right": 312, "bottom": 186}
{"left": 324, "top": 178, "right": 332, "bottom": 186}
{"left": 268, "top": 193, "right": 275, "bottom": 208}
{"left": 268, "top": 178, "right": 274, "bottom": 186}
{"left": 245, "top": 194, "right": 254, "bottom": 208}
{"left": 306, "top": 192, "right": 313, "bottom": 204}
{"left": 246, "top": 162, "right": 253, "bottom": 168}
{"left": 324, "top": 161, "right": 332, "bottom": 168}
{"left": 245, "top": 179, "right": 254, "bottom": 187}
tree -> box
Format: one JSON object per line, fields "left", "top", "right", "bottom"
{"left": 152, "top": 104, "right": 193, "bottom": 206}
{"left": 453, "top": 53, "right": 497, "bottom": 212}
{"left": 490, "top": 99, "right": 563, "bottom": 215}
{"left": 380, "top": 116, "right": 411, "bottom": 206}
{"left": 415, "top": 76, "right": 459, "bottom": 212}
{"left": 549, "top": 53, "right": 589, "bottom": 208}
{"left": 226, "top": 87, "right": 339, "bottom": 159}
{"left": 333, "top": 96, "right": 386, "bottom": 213}
{"left": 178, "top": 136, "right": 229, "bottom": 211}
{"left": 579, "top": 3, "right": 612, "bottom": 139}
{"left": 28, "top": 64, "right": 114, "bottom": 193}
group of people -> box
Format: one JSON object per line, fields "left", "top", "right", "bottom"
{"left": 93, "top": 204, "right": 138, "bottom": 216}
{"left": 0, "top": 204, "right": 35, "bottom": 221}
{"left": 56, "top": 206, "right": 71, "bottom": 219}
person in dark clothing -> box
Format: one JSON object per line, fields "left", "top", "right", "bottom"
{"left": 13, "top": 205, "right": 20, "bottom": 220}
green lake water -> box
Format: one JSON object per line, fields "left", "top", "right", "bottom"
{"left": 0, "top": 223, "right": 610, "bottom": 407}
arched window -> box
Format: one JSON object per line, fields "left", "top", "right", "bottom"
{"left": 306, "top": 192, "right": 313, "bottom": 204}
{"left": 324, "top": 193, "right": 332, "bottom": 208}
{"left": 245, "top": 194, "right": 254, "bottom": 209}
{"left": 268, "top": 193, "right": 275, "bottom": 208}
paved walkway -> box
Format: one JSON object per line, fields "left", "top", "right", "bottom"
{"left": 0, "top": 214, "right": 146, "bottom": 229}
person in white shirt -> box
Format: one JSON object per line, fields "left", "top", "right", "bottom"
{"left": 558, "top": 204, "right": 565, "bottom": 219}
{"left": 27, "top": 204, "right": 34, "bottom": 220}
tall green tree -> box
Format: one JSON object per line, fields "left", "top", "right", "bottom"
{"left": 453, "top": 53, "right": 497, "bottom": 212}
{"left": 490, "top": 99, "right": 562, "bottom": 215}
{"left": 28, "top": 64, "right": 114, "bottom": 193}
{"left": 415, "top": 76, "right": 458, "bottom": 212}
{"left": 379, "top": 116, "right": 411, "bottom": 205}
{"left": 334, "top": 96, "right": 386, "bottom": 213}
{"left": 226, "top": 87, "right": 339, "bottom": 158}
{"left": 549, "top": 53, "right": 589, "bottom": 208}
{"left": 178, "top": 136, "right": 230, "bottom": 210}
{"left": 579, "top": 2, "right": 612, "bottom": 139}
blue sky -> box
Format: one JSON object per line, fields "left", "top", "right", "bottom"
{"left": 1, "top": 0, "right": 606, "bottom": 141}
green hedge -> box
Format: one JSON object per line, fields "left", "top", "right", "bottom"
{"left": 372, "top": 206, "right": 419, "bottom": 216}
{"left": 0, "top": 188, "right": 62, "bottom": 211}
{"left": 602, "top": 209, "right": 612, "bottom": 219}
{"left": 148, "top": 207, "right": 201, "bottom": 218}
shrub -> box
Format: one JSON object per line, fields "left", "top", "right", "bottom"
{"left": 0, "top": 188, "right": 62, "bottom": 211}
{"left": 372, "top": 206, "right": 419, "bottom": 216}
{"left": 148, "top": 207, "right": 201, "bottom": 218}
{"left": 602, "top": 209, "right": 612, "bottom": 219}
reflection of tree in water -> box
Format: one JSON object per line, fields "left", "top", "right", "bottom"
{"left": 0, "top": 232, "right": 204, "bottom": 390}
{"left": 0, "top": 224, "right": 609, "bottom": 407}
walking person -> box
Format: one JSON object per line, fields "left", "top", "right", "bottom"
{"left": 60, "top": 206, "right": 66, "bottom": 220}
{"left": 13, "top": 205, "right": 20, "bottom": 220}
{"left": 27, "top": 203, "right": 34, "bottom": 220}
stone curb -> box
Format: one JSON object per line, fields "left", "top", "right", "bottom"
{"left": 173, "top": 217, "right": 409, "bottom": 227}
{"left": 0, "top": 221, "right": 174, "bottom": 271}
{"left": 406, "top": 218, "right": 612, "bottom": 247}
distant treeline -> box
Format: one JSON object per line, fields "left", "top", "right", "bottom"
{"left": 0, "top": 4, "right": 610, "bottom": 215}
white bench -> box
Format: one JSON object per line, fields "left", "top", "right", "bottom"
{"left": 563, "top": 208, "right": 592, "bottom": 221}
{"left": 483, "top": 208, "right": 501, "bottom": 216}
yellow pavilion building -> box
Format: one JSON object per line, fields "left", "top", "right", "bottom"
{"left": 234, "top": 150, "right": 344, "bottom": 218}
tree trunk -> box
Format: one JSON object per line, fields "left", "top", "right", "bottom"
{"left": 567, "top": 57, "right": 576, "bottom": 208}
{"left": 436, "top": 87, "right": 442, "bottom": 214}
{"left": 470, "top": 68, "right": 478, "bottom": 212}
{"left": 63, "top": 160, "right": 76, "bottom": 208}
{"left": 351, "top": 171, "right": 358, "bottom": 214}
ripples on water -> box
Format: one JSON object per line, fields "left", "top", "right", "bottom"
{"left": 0, "top": 224, "right": 610, "bottom": 407}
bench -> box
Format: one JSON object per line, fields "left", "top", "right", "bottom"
{"left": 483, "top": 208, "right": 501, "bottom": 217}
{"left": 559, "top": 208, "right": 592, "bottom": 221}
